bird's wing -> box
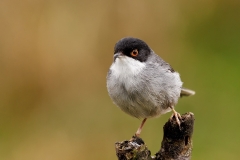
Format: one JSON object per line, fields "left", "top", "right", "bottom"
{"left": 150, "top": 52, "right": 175, "bottom": 72}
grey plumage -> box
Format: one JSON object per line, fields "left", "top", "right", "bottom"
{"left": 107, "top": 37, "right": 195, "bottom": 122}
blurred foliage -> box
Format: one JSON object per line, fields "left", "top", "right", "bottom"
{"left": 0, "top": 0, "right": 240, "bottom": 159}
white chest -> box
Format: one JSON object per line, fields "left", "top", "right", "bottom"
{"left": 110, "top": 56, "right": 146, "bottom": 79}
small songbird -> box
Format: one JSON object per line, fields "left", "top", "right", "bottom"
{"left": 107, "top": 37, "right": 195, "bottom": 136}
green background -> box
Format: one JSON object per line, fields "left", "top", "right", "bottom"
{"left": 0, "top": 0, "right": 239, "bottom": 159}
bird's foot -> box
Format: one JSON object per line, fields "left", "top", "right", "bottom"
{"left": 170, "top": 108, "right": 181, "bottom": 127}
{"left": 135, "top": 133, "right": 140, "bottom": 137}
{"left": 135, "top": 118, "right": 147, "bottom": 137}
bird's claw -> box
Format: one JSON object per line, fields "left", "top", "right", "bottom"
{"left": 170, "top": 109, "right": 182, "bottom": 128}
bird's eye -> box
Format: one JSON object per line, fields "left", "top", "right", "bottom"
{"left": 130, "top": 49, "right": 138, "bottom": 57}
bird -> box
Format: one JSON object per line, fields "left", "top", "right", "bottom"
{"left": 107, "top": 37, "right": 195, "bottom": 137}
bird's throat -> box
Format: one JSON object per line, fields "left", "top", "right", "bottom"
{"left": 110, "top": 56, "right": 146, "bottom": 78}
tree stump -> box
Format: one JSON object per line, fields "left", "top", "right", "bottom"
{"left": 115, "top": 112, "right": 195, "bottom": 160}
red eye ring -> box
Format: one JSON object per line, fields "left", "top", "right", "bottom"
{"left": 130, "top": 49, "right": 138, "bottom": 57}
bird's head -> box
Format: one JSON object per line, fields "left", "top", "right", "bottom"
{"left": 113, "top": 37, "right": 151, "bottom": 63}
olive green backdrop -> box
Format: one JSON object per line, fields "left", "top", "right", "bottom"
{"left": 0, "top": 0, "right": 239, "bottom": 159}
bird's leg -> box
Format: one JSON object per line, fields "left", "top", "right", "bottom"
{"left": 135, "top": 118, "right": 147, "bottom": 137}
{"left": 170, "top": 107, "right": 181, "bottom": 127}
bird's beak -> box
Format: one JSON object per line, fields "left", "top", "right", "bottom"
{"left": 114, "top": 52, "right": 124, "bottom": 62}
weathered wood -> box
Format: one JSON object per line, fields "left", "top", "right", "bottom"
{"left": 115, "top": 112, "right": 195, "bottom": 160}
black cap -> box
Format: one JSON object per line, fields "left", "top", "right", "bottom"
{"left": 114, "top": 37, "right": 151, "bottom": 62}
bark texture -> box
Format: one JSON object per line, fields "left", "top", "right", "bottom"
{"left": 115, "top": 112, "right": 195, "bottom": 160}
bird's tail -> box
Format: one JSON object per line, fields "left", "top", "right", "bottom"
{"left": 180, "top": 88, "right": 195, "bottom": 97}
